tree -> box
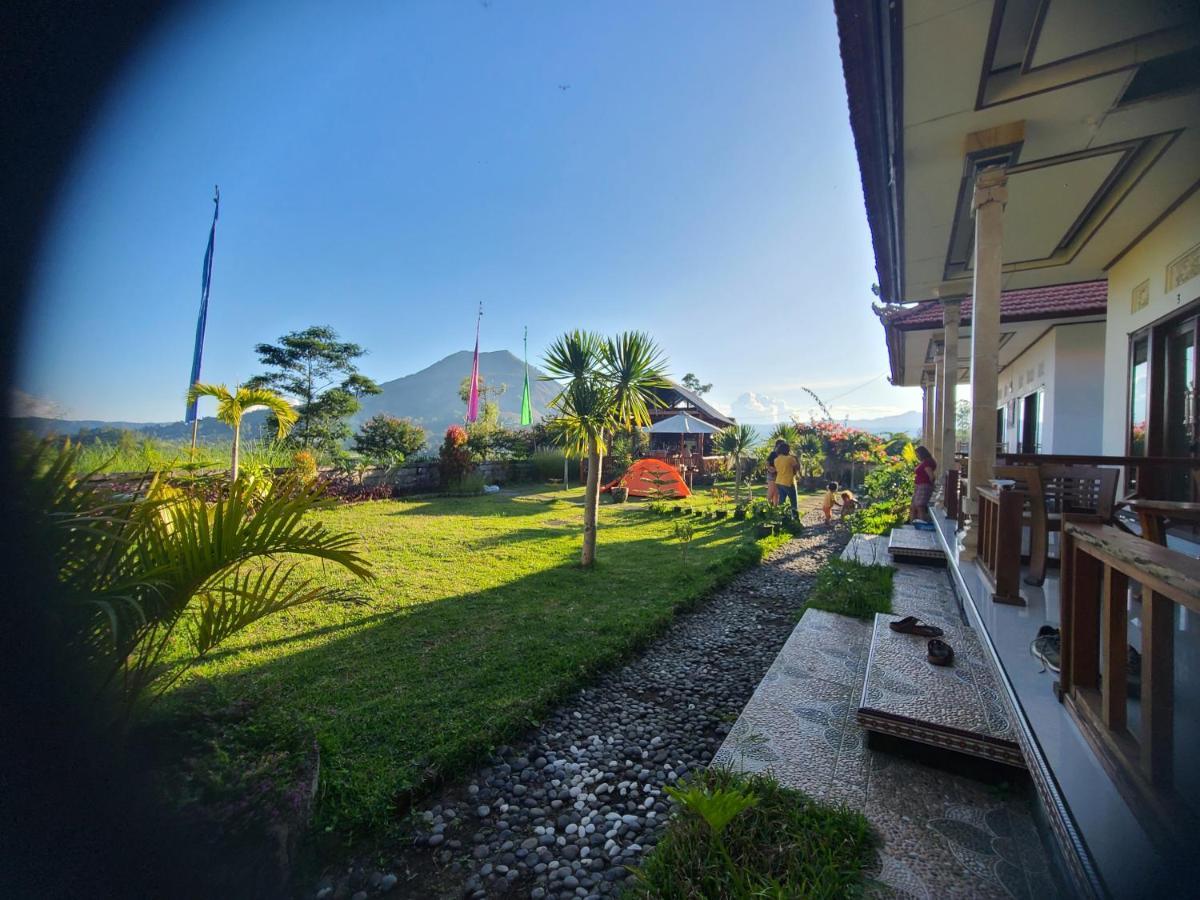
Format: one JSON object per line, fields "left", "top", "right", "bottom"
{"left": 543, "top": 331, "right": 669, "bottom": 567}
{"left": 715, "top": 424, "right": 759, "bottom": 502}
{"left": 187, "top": 383, "right": 297, "bottom": 481}
{"left": 955, "top": 399, "right": 970, "bottom": 449}
{"left": 18, "top": 441, "right": 371, "bottom": 732}
{"left": 247, "top": 326, "right": 382, "bottom": 454}
{"left": 353, "top": 414, "right": 426, "bottom": 464}
{"left": 680, "top": 373, "right": 712, "bottom": 396}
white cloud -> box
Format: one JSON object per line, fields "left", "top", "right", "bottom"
{"left": 730, "top": 392, "right": 797, "bottom": 423}
{"left": 10, "top": 388, "right": 66, "bottom": 419}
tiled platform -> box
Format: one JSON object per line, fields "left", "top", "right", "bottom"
{"left": 713, "top": 536, "right": 1057, "bottom": 898}
{"left": 888, "top": 525, "right": 946, "bottom": 563}
{"left": 858, "top": 613, "right": 1024, "bottom": 768}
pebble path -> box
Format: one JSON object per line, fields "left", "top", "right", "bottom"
{"left": 314, "top": 524, "right": 844, "bottom": 900}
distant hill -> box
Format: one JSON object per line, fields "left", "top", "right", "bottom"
{"left": 13, "top": 349, "right": 558, "bottom": 449}
{"left": 352, "top": 350, "right": 557, "bottom": 438}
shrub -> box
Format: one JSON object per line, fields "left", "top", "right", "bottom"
{"left": 439, "top": 425, "right": 473, "bottom": 487}
{"left": 353, "top": 414, "right": 426, "bottom": 464}
{"left": 628, "top": 767, "right": 875, "bottom": 898}
{"left": 847, "top": 450, "right": 915, "bottom": 535}
{"left": 17, "top": 441, "right": 372, "bottom": 731}
{"left": 531, "top": 449, "right": 567, "bottom": 481}
{"left": 806, "top": 558, "right": 894, "bottom": 619}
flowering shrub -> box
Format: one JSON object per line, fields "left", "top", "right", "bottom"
{"left": 439, "top": 424, "right": 473, "bottom": 487}
{"left": 847, "top": 448, "right": 915, "bottom": 535}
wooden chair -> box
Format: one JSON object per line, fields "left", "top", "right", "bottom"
{"left": 1037, "top": 464, "right": 1120, "bottom": 578}
{"left": 993, "top": 465, "right": 1050, "bottom": 585}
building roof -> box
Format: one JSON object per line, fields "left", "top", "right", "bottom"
{"left": 886, "top": 281, "right": 1108, "bottom": 332}
{"left": 649, "top": 381, "right": 735, "bottom": 427}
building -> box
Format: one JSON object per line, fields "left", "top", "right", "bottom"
{"left": 835, "top": 1, "right": 1200, "bottom": 895}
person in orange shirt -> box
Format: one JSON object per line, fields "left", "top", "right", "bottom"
{"left": 772, "top": 442, "right": 800, "bottom": 516}
{"left": 822, "top": 481, "right": 839, "bottom": 524}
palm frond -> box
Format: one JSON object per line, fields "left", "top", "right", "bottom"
{"left": 541, "top": 330, "right": 603, "bottom": 382}
{"left": 186, "top": 561, "right": 364, "bottom": 658}
{"left": 601, "top": 331, "right": 670, "bottom": 429}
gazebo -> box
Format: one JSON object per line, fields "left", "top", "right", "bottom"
{"left": 645, "top": 412, "right": 723, "bottom": 476}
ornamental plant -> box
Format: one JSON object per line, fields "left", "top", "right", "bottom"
{"left": 439, "top": 424, "right": 473, "bottom": 488}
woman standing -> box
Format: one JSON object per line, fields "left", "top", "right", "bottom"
{"left": 765, "top": 440, "right": 784, "bottom": 505}
{"left": 910, "top": 445, "right": 937, "bottom": 523}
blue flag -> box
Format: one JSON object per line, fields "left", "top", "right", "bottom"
{"left": 185, "top": 187, "right": 220, "bottom": 423}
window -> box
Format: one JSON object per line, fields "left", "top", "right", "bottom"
{"left": 1020, "top": 390, "right": 1043, "bottom": 454}
{"left": 1130, "top": 337, "right": 1149, "bottom": 456}
{"left": 996, "top": 407, "right": 1006, "bottom": 452}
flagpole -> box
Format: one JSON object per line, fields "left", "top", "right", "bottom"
{"left": 466, "top": 303, "right": 482, "bottom": 424}
{"left": 186, "top": 185, "right": 220, "bottom": 459}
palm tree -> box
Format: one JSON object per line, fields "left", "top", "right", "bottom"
{"left": 17, "top": 441, "right": 372, "bottom": 732}
{"left": 543, "top": 331, "right": 669, "bottom": 567}
{"left": 769, "top": 422, "right": 801, "bottom": 447}
{"left": 188, "top": 382, "right": 298, "bottom": 480}
{"left": 715, "top": 423, "right": 759, "bottom": 503}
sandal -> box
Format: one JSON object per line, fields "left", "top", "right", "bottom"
{"left": 888, "top": 616, "right": 944, "bottom": 637}
{"left": 927, "top": 639, "right": 954, "bottom": 667}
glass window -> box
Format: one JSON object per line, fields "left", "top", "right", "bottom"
{"left": 1130, "top": 337, "right": 1149, "bottom": 456}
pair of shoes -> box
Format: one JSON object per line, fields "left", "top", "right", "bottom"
{"left": 889, "top": 617, "right": 954, "bottom": 666}
{"left": 1031, "top": 626, "right": 1061, "bottom": 673}
{"left": 912, "top": 521, "right": 936, "bottom": 532}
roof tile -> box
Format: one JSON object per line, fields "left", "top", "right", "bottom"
{"left": 890, "top": 280, "right": 1108, "bottom": 330}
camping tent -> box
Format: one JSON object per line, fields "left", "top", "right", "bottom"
{"left": 604, "top": 458, "right": 690, "bottom": 499}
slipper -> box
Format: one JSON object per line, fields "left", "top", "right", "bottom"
{"left": 888, "top": 616, "right": 944, "bottom": 637}
{"left": 927, "top": 639, "right": 954, "bottom": 666}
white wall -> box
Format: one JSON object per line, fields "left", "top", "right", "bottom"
{"left": 1103, "top": 191, "right": 1200, "bottom": 455}
{"left": 998, "top": 328, "right": 1056, "bottom": 452}
{"left": 995, "top": 321, "right": 1106, "bottom": 454}
{"left": 1050, "top": 321, "right": 1106, "bottom": 454}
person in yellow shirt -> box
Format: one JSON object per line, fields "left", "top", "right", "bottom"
{"left": 772, "top": 442, "right": 800, "bottom": 515}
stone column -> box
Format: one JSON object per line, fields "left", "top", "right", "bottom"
{"left": 939, "top": 299, "right": 962, "bottom": 510}
{"left": 932, "top": 342, "right": 945, "bottom": 463}
{"left": 961, "top": 168, "right": 1007, "bottom": 558}
{"left": 921, "top": 381, "right": 932, "bottom": 447}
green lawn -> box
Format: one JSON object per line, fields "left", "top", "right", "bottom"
{"left": 160, "top": 485, "right": 789, "bottom": 838}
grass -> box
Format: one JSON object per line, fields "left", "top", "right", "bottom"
{"left": 156, "top": 485, "right": 790, "bottom": 839}
{"left": 61, "top": 436, "right": 300, "bottom": 474}
{"left": 627, "top": 767, "right": 876, "bottom": 898}
{"left": 804, "top": 558, "right": 894, "bottom": 620}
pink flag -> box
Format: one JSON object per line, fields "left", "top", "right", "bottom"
{"left": 466, "top": 306, "right": 481, "bottom": 423}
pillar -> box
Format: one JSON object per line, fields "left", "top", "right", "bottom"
{"left": 932, "top": 342, "right": 945, "bottom": 463}
{"left": 939, "top": 298, "right": 962, "bottom": 510}
{"left": 921, "top": 381, "right": 932, "bottom": 446}
{"left": 961, "top": 167, "right": 1007, "bottom": 558}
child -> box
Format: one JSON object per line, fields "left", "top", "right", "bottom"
{"left": 822, "top": 481, "right": 839, "bottom": 524}
{"left": 838, "top": 490, "right": 858, "bottom": 520}
{"left": 911, "top": 445, "right": 937, "bottom": 523}
{"left": 773, "top": 442, "right": 800, "bottom": 515}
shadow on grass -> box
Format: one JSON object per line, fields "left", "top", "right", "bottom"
{"left": 384, "top": 486, "right": 580, "bottom": 518}
{"left": 183, "top": 527, "right": 780, "bottom": 846}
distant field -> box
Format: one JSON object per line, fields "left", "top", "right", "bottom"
{"left": 160, "top": 485, "right": 794, "bottom": 836}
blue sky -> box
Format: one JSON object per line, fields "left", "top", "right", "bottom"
{"left": 19, "top": 0, "right": 919, "bottom": 424}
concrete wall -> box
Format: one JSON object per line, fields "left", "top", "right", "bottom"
{"left": 1049, "top": 321, "right": 1106, "bottom": 454}
{"left": 352, "top": 459, "right": 537, "bottom": 494}
{"left": 994, "top": 321, "right": 1106, "bottom": 455}
{"left": 1103, "top": 190, "right": 1200, "bottom": 455}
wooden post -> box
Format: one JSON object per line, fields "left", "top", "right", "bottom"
{"left": 1101, "top": 567, "right": 1130, "bottom": 729}
{"left": 1141, "top": 590, "right": 1174, "bottom": 787}
{"left": 1069, "top": 545, "right": 1102, "bottom": 692}
{"left": 993, "top": 488, "right": 1025, "bottom": 605}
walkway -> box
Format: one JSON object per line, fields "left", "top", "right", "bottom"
{"left": 712, "top": 534, "right": 1059, "bottom": 899}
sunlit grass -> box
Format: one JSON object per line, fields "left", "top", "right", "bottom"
{"left": 159, "top": 485, "right": 790, "bottom": 837}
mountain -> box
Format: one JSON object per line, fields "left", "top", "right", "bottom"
{"left": 13, "top": 350, "right": 558, "bottom": 448}
{"left": 352, "top": 350, "right": 558, "bottom": 438}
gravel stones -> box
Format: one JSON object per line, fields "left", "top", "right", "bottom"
{"left": 314, "top": 528, "right": 841, "bottom": 899}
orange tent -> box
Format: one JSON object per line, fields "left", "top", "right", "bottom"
{"left": 604, "top": 458, "right": 690, "bottom": 498}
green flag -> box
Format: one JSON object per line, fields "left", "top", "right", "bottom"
{"left": 520, "top": 326, "right": 533, "bottom": 426}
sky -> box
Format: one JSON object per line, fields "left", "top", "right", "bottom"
{"left": 19, "top": 0, "right": 920, "bottom": 425}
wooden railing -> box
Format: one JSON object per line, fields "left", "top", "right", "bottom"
{"left": 976, "top": 486, "right": 1025, "bottom": 605}
{"left": 944, "top": 467, "right": 961, "bottom": 520}
{"left": 1060, "top": 519, "right": 1200, "bottom": 846}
